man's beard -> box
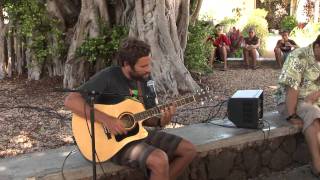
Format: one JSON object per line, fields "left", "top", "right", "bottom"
{"left": 129, "top": 70, "right": 149, "bottom": 81}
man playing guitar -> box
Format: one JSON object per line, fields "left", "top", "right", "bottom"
{"left": 64, "top": 38, "right": 196, "bottom": 180}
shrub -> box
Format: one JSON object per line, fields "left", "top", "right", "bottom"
{"left": 185, "top": 21, "right": 213, "bottom": 74}
{"left": 242, "top": 9, "right": 269, "bottom": 54}
{"left": 76, "top": 26, "right": 128, "bottom": 65}
{"left": 280, "top": 16, "right": 298, "bottom": 32}
{"left": 227, "top": 27, "right": 243, "bottom": 58}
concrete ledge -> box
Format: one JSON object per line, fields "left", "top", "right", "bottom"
{"left": 0, "top": 111, "right": 306, "bottom": 180}
{"left": 214, "top": 57, "right": 277, "bottom": 68}
{"left": 227, "top": 57, "right": 275, "bottom": 61}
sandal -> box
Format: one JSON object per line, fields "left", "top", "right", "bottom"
{"left": 252, "top": 65, "right": 260, "bottom": 70}
{"left": 310, "top": 167, "right": 320, "bottom": 178}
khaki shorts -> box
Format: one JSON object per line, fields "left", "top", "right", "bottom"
{"left": 277, "top": 101, "right": 320, "bottom": 133}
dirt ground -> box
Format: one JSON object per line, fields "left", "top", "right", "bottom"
{"left": 0, "top": 67, "right": 281, "bottom": 158}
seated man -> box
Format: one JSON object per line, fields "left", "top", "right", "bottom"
{"left": 243, "top": 28, "right": 260, "bottom": 70}
{"left": 64, "top": 38, "right": 197, "bottom": 180}
{"left": 276, "top": 34, "right": 320, "bottom": 178}
{"left": 274, "top": 30, "right": 298, "bottom": 68}
{"left": 207, "top": 24, "right": 231, "bottom": 70}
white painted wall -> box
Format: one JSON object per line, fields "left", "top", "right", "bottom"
{"left": 199, "top": 0, "right": 256, "bottom": 24}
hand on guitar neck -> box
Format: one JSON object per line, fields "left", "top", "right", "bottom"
{"left": 159, "top": 105, "right": 176, "bottom": 127}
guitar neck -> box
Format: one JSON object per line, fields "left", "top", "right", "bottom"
{"left": 133, "top": 95, "right": 196, "bottom": 121}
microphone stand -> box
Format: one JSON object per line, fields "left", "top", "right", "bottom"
{"left": 55, "top": 88, "right": 130, "bottom": 180}
{"left": 88, "top": 91, "right": 97, "bottom": 180}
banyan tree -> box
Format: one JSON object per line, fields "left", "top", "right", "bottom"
{"left": 0, "top": 0, "right": 203, "bottom": 97}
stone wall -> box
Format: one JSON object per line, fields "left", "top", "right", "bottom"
{"left": 93, "top": 133, "right": 309, "bottom": 180}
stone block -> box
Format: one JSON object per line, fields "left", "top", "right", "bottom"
{"left": 261, "top": 150, "right": 272, "bottom": 166}
{"left": 281, "top": 136, "right": 297, "bottom": 155}
{"left": 270, "top": 149, "right": 291, "bottom": 171}
{"left": 189, "top": 157, "right": 207, "bottom": 180}
{"left": 269, "top": 137, "right": 284, "bottom": 151}
{"left": 207, "top": 150, "right": 236, "bottom": 179}
{"left": 293, "top": 142, "right": 310, "bottom": 164}
{"left": 226, "top": 169, "right": 247, "bottom": 180}
{"left": 243, "top": 148, "right": 261, "bottom": 177}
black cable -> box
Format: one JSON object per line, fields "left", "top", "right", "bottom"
{"left": 259, "top": 119, "right": 271, "bottom": 149}
{"left": 173, "top": 99, "right": 228, "bottom": 125}
{"left": 202, "top": 100, "right": 228, "bottom": 123}
{"left": 61, "top": 148, "right": 77, "bottom": 180}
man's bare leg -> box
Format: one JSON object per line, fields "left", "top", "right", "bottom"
{"left": 169, "top": 140, "right": 197, "bottom": 180}
{"left": 304, "top": 119, "right": 320, "bottom": 173}
{"left": 146, "top": 149, "right": 170, "bottom": 180}
{"left": 219, "top": 46, "right": 228, "bottom": 70}
{"left": 250, "top": 49, "right": 258, "bottom": 69}
{"left": 274, "top": 48, "right": 283, "bottom": 68}
{"left": 243, "top": 49, "right": 250, "bottom": 69}
{"left": 209, "top": 48, "right": 216, "bottom": 68}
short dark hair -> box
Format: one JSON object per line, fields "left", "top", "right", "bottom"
{"left": 313, "top": 34, "right": 320, "bottom": 47}
{"left": 117, "top": 38, "right": 151, "bottom": 67}
{"left": 215, "top": 24, "right": 222, "bottom": 28}
{"left": 281, "top": 29, "right": 290, "bottom": 34}
{"left": 248, "top": 27, "right": 255, "bottom": 32}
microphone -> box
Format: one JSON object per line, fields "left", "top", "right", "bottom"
{"left": 147, "top": 79, "right": 159, "bottom": 105}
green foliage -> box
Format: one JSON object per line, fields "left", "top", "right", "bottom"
{"left": 185, "top": 21, "right": 213, "bottom": 74}
{"left": 227, "top": 28, "right": 243, "bottom": 58}
{"left": 280, "top": 16, "right": 298, "bottom": 32}
{"left": 242, "top": 9, "right": 269, "bottom": 54}
{"left": 76, "top": 26, "right": 128, "bottom": 65}
{"left": 219, "top": 17, "right": 237, "bottom": 32}
{"left": 4, "top": 0, "right": 65, "bottom": 64}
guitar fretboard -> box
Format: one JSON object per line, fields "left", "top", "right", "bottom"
{"left": 133, "top": 96, "right": 196, "bottom": 121}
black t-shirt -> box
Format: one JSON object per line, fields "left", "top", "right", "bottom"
{"left": 277, "top": 39, "right": 297, "bottom": 52}
{"left": 244, "top": 36, "right": 259, "bottom": 45}
{"left": 78, "top": 66, "right": 156, "bottom": 109}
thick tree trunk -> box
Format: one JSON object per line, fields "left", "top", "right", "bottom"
{"left": 3, "top": 0, "right": 199, "bottom": 97}
{"left": 47, "top": 0, "right": 81, "bottom": 29}
{"left": 130, "top": 0, "right": 199, "bottom": 96}
{"left": 25, "top": 38, "right": 42, "bottom": 80}
{"left": 63, "top": 0, "right": 108, "bottom": 88}
{"left": 6, "top": 27, "right": 15, "bottom": 78}
{"left": 190, "top": 0, "right": 203, "bottom": 26}
{"left": 0, "top": 6, "right": 7, "bottom": 79}
{"left": 14, "top": 36, "right": 23, "bottom": 75}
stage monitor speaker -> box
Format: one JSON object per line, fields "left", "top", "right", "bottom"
{"left": 227, "top": 90, "right": 263, "bottom": 129}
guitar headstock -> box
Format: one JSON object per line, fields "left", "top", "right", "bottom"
{"left": 194, "top": 87, "right": 213, "bottom": 105}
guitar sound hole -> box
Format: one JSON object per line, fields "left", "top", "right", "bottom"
{"left": 119, "top": 113, "right": 135, "bottom": 129}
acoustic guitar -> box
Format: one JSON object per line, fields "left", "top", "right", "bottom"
{"left": 72, "top": 90, "right": 211, "bottom": 162}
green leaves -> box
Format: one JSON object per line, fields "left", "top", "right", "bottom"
{"left": 76, "top": 26, "right": 128, "bottom": 65}
{"left": 4, "top": 0, "right": 65, "bottom": 64}
{"left": 280, "top": 16, "right": 298, "bottom": 32}
{"left": 185, "top": 21, "right": 213, "bottom": 74}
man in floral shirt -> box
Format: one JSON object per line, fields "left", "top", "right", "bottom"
{"left": 275, "top": 34, "right": 320, "bottom": 177}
